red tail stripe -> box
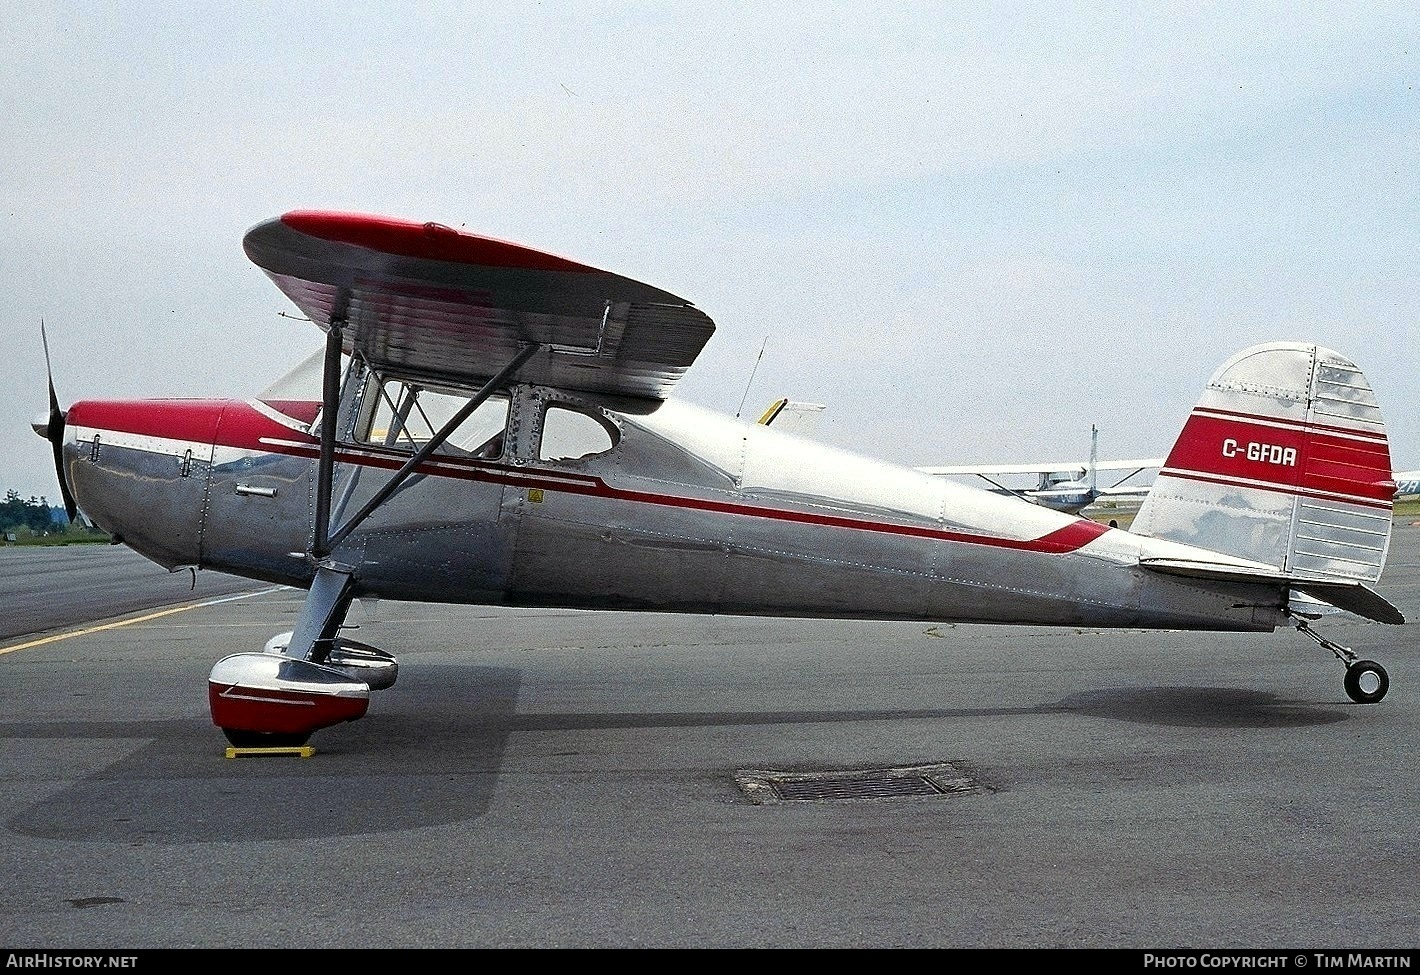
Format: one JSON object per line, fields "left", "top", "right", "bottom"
{"left": 1306, "top": 440, "right": 1397, "bottom": 499}
{"left": 1163, "top": 412, "right": 1393, "bottom": 503}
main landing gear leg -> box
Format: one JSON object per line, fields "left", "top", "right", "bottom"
{"left": 1290, "top": 614, "right": 1390, "bottom": 704}
{"left": 287, "top": 564, "right": 356, "bottom": 664}
{"left": 209, "top": 321, "right": 394, "bottom": 750}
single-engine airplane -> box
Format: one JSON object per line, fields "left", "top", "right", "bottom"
{"left": 33, "top": 211, "right": 1405, "bottom": 749}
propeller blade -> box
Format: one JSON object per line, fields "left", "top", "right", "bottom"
{"left": 40, "top": 321, "right": 78, "bottom": 523}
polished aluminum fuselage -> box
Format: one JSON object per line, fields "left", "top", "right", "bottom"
{"left": 63, "top": 383, "right": 1287, "bottom": 633}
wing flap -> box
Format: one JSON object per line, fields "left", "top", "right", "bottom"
{"left": 244, "top": 211, "right": 715, "bottom": 399}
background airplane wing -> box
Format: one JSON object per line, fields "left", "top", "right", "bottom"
{"left": 917, "top": 438, "right": 1165, "bottom": 514}
{"left": 757, "top": 398, "right": 827, "bottom": 436}
{"left": 916, "top": 459, "right": 1165, "bottom": 477}
{"left": 1097, "top": 484, "right": 1155, "bottom": 497}
{"left": 243, "top": 211, "right": 716, "bottom": 400}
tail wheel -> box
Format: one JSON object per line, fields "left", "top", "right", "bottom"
{"left": 1344, "top": 660, "right": 1389, "bottom": 704}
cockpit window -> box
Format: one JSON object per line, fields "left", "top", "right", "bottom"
{"left": 538, "top": 404, "right": 618, "bottom": 462}
{"left": 355, "top": 375, "right": 509, "bottom": 460}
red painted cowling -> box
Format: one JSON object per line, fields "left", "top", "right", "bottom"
{"left": 208, "top": 652, "right": 369, "bottom": 737}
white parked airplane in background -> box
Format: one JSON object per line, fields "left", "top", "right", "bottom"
{"left": 918, "top": 426, "right": 1161, "bottom": 515}
{"left": 757, "top": 408, "right": 1159, "bottom": 515}
{"left": 921, "top": 435, "right": 1418, "bottom": 511}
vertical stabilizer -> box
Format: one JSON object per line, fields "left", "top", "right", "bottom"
{"left": 1132, "top": 343, "right": 1395, "bottom": 583}
{"left": 1088, "top": 424, "right": 1099, "bottom": 496}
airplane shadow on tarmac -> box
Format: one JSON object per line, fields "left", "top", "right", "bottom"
{"left": 6, "top": 668, "right": 1347, "bottom": 845}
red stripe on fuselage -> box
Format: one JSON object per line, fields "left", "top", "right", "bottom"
{"left": 1163, "top": 409, "right": 1393, "bottom": 503}
{"left": 75, "top": 398, "right": 1114, "bottom": 556}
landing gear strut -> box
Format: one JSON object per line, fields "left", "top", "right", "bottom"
{"left": 1291, "top": 614, "right": 1390, "bottom": 704}
{"left": 209, "top": 565, "right": 373, "bottom": 745}
{"left": 206, "top": 324, "right": 535, "bottom": 747}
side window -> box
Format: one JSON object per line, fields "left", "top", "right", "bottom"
{"left": 356, "top": 376, "right": 509, "bottom": 459}
{"left": 539, "top": 404, "right": 618, "bottom": 462}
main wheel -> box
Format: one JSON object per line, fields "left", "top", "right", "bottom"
{"left": 1343, "top": 660, "right": 1389, "bottom": 704}
{"left": 222, "top": 728, "right": 312, "bottom": 748}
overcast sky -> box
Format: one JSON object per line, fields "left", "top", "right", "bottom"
{"left": 3, "top": 2, "right": 1417, "bottom": 505}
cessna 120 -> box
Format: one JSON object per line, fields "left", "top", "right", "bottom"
{"left": 33, "top": 210, "right": 1404, "bottom": 749}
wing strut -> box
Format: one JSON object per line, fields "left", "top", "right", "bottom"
{"left": 319, "top": 341, "right": 542, "bottom": 555}
{"left": 312, "top": 321, "right": 345, "bottom": 559}
{"left": 971, "top": 472, "right": 1034, "bottom": 504}
{"left": 289, "top": 335, "right": 541, "bottom": 665}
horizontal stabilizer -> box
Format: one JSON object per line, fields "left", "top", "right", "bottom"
{"left": 1140, "top": 558, "right": 1405, "bottom": 624}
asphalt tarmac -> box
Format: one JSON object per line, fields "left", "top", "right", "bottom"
{"left": 0, "top": 544, "right": 265, "bottom": 642}
{"left": 2, "top": 527, "right": 1418, "bottom": 949}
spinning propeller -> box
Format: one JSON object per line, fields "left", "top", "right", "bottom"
{"left": 33, "top": 322, "right": 78, "bottom": 523}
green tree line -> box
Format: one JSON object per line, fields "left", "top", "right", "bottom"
{"left": 0, "top": 490, "right": 63, "bottom": 534}
{"left": 0, "top": 490, "right": 109, "bottom": 542}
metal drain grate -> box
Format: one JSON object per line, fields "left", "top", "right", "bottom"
{"left": 735, "top": 762, "right": 984, "bottom": 804}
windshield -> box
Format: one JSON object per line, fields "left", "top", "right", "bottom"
{"left": 255, "top": 346, "right": 343, "bottom": 428}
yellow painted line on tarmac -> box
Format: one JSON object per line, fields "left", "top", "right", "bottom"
{"left": 0, "top": 586, "right": 288, "bottom": 656}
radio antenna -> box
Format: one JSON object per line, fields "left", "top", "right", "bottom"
{"left": 735, "top": 337, "right": 769, "bottom": 419}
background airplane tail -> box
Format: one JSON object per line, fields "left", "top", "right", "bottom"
{"left": 1133, "top": 342, "right": 1396, "bottom": 587}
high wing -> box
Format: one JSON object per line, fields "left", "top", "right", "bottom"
{"left": 1095, "top": 483, "right": 1155, "bottom": 498}
{"left": 242, "top": 210, "right": 716, "bottom": 400}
